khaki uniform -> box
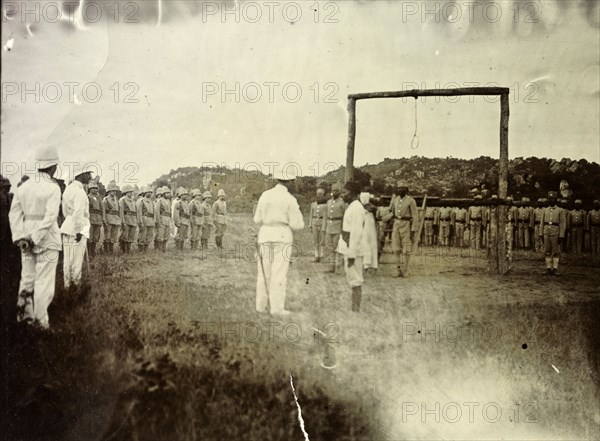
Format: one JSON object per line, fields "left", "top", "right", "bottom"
{"left": 467, "top": 205, "right": 484, "bottom": 249}
{"left": 533, "top": 207, "right": 544, "bottom": 252}
{"left": 587, "top": 209, "right": 600, "bottom": 256}
{"left": 201, "top": 200, "right": 214, "bottom": 241}
{"left": 423, "top": 206, "right": 438, "bottom": 246}
{"left": 88, "top": 194, "right": 103, "bottom": 248}
{"left": 539, "top": 205, "right": 566, "bottom": 266}
{"left": 173, "top": 199, "right": 190, "bottom": 247}
{"left": 212, "top": 199, "right": 227, "bottom": 247}
{"left": 155, "top": 198, "right": 171, "bottom": 240}
{"left": 376, "top": 206, "right": 392, "bottom": 258}
{"left": 308, "top": 200, "right": 326, "bottom": 260}
{"left": 438, "top": 207, "right": 453, "bottom": 246}
{"left": 322, "top": 198, "right": 346, "bottom": 270}
{"left": 137, "top": 197, "right": 156, "bottom": 248}
{"left": 517, "top": 206, "right": 534, "bottom": 249}
{"left": 569, "top": 209, "right": 586, "bottom": 254}
{"left": 102, "top": 196, "right": 121, "bottom": 245}
{"left": 389, "top": 195, "right": 419, "bottom": 253}
{"left": 453, "top": 207, "right": 468, "bottom": 247}
{"left": 119, "top": 196, "right": 137, "bottom": 244}
{"left": 189, "top": 199, "right": 204, "bottom": 246}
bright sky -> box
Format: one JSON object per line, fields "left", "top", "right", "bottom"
{"left": 1, "top": 0, "right": 599, "bottom": 187}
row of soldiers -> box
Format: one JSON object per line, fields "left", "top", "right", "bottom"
{"left": 87, "top": 183, "right": 229, "bottom": 256}
{"left": 382, "top": 196, "right": 600, "bottom": 256}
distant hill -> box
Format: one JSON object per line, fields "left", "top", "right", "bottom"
{"left": 149, "top": 157, "right": 600, "bottom": 212}
{"left": 319, "top": 156, "right": 600, "bottom": 202}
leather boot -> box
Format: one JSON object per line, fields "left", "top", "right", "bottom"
{"left": 109, "top": 242, "right": 114, "bottom": 254}
{"left": 352, "top": 286, "right": 362, "bottom": 312}
{"left": 87, "top": 241, "right": 94, "bottom": 258}
{"left": 162, "top": 241, "right": 167, "bottom": 252}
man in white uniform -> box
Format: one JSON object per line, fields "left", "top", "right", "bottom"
{"left": 61, "top": 164, "right": 93, "bottom": 289}
{"left": 9, "top": 145, "right": 62, "bottom": 329}
{"left": 338, "top": 183, "right": 378, "bottom": 312}
{"left": 253, "top": 169, "right": 304, "bottom": 316}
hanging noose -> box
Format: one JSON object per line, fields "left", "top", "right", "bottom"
{"left": 410, "top": 97, "right": 420, "bottom": 150}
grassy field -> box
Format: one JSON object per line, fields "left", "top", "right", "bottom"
{"left": 3, "top": 212, "right": 600, "bottom": 441}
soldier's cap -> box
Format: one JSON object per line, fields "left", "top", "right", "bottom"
{"left": 274, "top": 168, "right": 298, "bottom": 182}
{"left": 203, "top": 191, "right": 212, "bottom": 199}
{"left": 331, "top": 183, "right": 342, "bottom": 191}
{"left": 474, "top": 195, "right": 483, "bottom": 200}
{"left": 191, "top": 189, "right": 202, "bottom": 197}
{"left": 522, "top": 197, "right": 530, "bottom": 202}
{"left": 491, "top": 194, "right": 498, "bottom": 199}
{"left": 34, "top": 144, "right": 60, "bottom": 168}
{"left": 397, "top": 181, "right": 409, "bottom": 189}
{"left": 177, "top": 188, "right": 188, "bottom": 196}
{"left": 575, "top": 199, "right": 583, "bottom": 204}
{"left": 469, "top": 188, "right": 479, "bottom": 193}
{"left": 106, "top": 182, "right": 120, "bottom": 193}
{"left": 594, "top": 199, "right": 600, "bottom": 204}
{"left": 161, "top": 186, "right": 172, "bottom": 195}
{"left": 316, "top": 188, "right": 325, "bottom": 194}
{"left": 88, "top": 181, "right": 99, "bottom": 190}
{"left": 122, "top": 184, "right": 134, "bottom": 194}
{"left": 539, "top": 198, "right": 548, "bottom": 203}
{"left": 547, "top": 191, "right": 558, "bottom": 198}
{"left": 155, "top": 187, "right": 165, "bottom": 196}
{"left": 218, "top": 189, "right": 226, "bottom": 197}
{"left": 506, "top": 196, "right": 513, "bottom": 201}
{"left": 537, "top": 198, "right": 543, "bottom": 202}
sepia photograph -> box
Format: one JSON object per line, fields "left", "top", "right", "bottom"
{"left": 1, "top": 1, "right": 599, "bottom": 440}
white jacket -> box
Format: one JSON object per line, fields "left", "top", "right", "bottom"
{"left": 60, "top": 180, "right": 90, "bottom": 237}
{"left": 337, "top": 200, "right": 378, "bottom": 268}
{"left": 9, "top": 172, "right": 62, "bottom": 252}
{"left": 254, "top": 184, "right": 304, "bottom": 243}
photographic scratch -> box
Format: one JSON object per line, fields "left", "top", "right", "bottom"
{"left": 290, "top": 373, "right": 310, "bottom": 441}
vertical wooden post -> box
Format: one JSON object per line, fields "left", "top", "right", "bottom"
{"left": 345, "top": 98, "right": 356, "bottom": 183}
{"left": 497, "top": 93, "right": 510, "bottom": 274}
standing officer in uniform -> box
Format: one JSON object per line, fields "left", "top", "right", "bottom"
{"left": 154, "top": 187, "right": 171, "bottom": 252}
{"left": 438, "top": 206, "right": 453, "bottom": 247}
{"left": 136, "top": 186, "right": 156, "bottom": 252}
{"left": 201, "top": 191, "right": 214, "bottom": 253}
{"left": 453, "top": 205, "right": 468, "bottom": 248}
{"left": 173, "top": 188, "right": 190, "bottom": 251}
{"left": 517, "top": 197, "right": 534, "bottom": 250}
{"left": 9, "top": 145, "right": 62, "bottom": 329}
{"left": 87, "top": 181, "right": 103, "bottom": 257}
{"left": 384, "top": 182, "right": 418, "bottom": 277}
{"left": 588, "top": 199, "right": 600, "bottom": 257}
{"left": 569, "top": 199, "right": 586, "bottom": 255}
{"left": 308, "top": 188, "right": 327, "bottom": 262}
{"left": 119, "top": 184, "right": 137, "bottom": 253}
{"left": 533, "top": 198, "right": 545, "bottom": 252}
{"left": 189, "top": 189, "right": 204, "bottom": 251}
{"left": 539, "top": 191, "right": 566, "bottom": 275}
{"left": 558, "top": 198, "right": 570, "bottom": 253}
{"left": 61, "top": 164, "right": 93, "bottom": 289}
{"left": 322, "top": 183, "right": 346, "bottom": 273}
{"left": 423, "top": 205, "right": 438, "bottom": 247}
{"left": 213, "top": 189, "right": 228, "bottom": 252}
{"left": 102, "top": 182, "right": 121, "bottom": 254}
{"left": 254, "top": 169, "right": 304, "bottom": 316}
{"left": 467, "top": 196, "right": 484, "bottom": 249}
